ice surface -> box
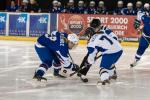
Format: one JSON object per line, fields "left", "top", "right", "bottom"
{"left": 0, "top": 40, "right": 150, "bottom": 100}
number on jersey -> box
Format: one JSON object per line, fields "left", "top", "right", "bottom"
{"left": 99, "top": 36, "right": 113, "bottom": 45}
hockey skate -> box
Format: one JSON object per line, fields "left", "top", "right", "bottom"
{"left": 53, "top": 69, "right": 67, "bottom": 78}
{"left": 32, "top": 73, "right": 48, "bottom": 87}
{"left": 53, "top": 72, "right": 67, "bottom": 78}
{"left": 97, "top": 79, "right": 110, "bottom": 85}
{"left": 98, "top": 69, "right": 110, "bottom": 85}
{"left": 33, "top": 74, "right": 47, "bottom": 81}
{"left": 109, "top": 70, "right": 117, "bottom": 80}
{"left": 130, "top": 60, "right": 140, "bottom": 67}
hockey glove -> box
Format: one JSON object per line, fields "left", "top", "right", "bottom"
{"left": 134, "top": 19, "right": 141, "bottom": 29}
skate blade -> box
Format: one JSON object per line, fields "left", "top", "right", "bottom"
{"left": 53, "top": 74, "right": 67, "bottom": 79}
{"left": 130, "top": 61, "right": 139, "bottom": 68}
{"left": 130, "top": 64, "right": 136, "bottom": 68}
{"left": 32, "top": 78, "right": 47, "bottom": 87}
{"left": 109, "top": 75, "right": 117, "bottom": 80}
{"left": 97, "top": 80, "right": 110, "bottom": 85}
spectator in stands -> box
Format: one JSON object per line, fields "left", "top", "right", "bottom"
{"left": 27, "top": 0, "right": 41, "bottom": 13}
{"left": 96, "top": 1, "right": 108, "bottom": 14}
{"left": 57, "top": 2, "right": 65, "bottom": 13}
{"left": 65, "top": 0, "right": 76, "bottom": 13}
{"left": 76, "top": 0, "right": 86, "bottom": 14}
{"left": 135, "top": 1, "right": 143, "bottom": 14}
{"left": 50, "top": 0, "right": 61, "bottom": 13}
{"left": 122, "top": 3, "right": 136, "bottom": 15}
{"left": 20, "top": 0, "right": 29, "bottom": 12}
{"left": 86, "top": 1, "right": 97, "bottom": 14}
{"left": 143, "top": 3, "right": 150, "bottom": 15}
{"left": 5, "top": 0, "right": 19, "bottom": 12}
{"left": 113, "top": 0, "right": 124, "bottom": 15}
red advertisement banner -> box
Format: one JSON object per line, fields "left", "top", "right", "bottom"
{"left": 58, "top": 14, "right": 140, "bottom": 41}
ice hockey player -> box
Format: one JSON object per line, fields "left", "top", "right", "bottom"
{"left": 130, "top": 3, "right": 150, "bottom": 67}
{"left": 33, "top": 31, "right": 79, "bottom": 81}
{"left": 78, "top": 19, "right": 123, "bottom": 85}
{"left": 78, "top": 19, "right": 118, "bottom": 76}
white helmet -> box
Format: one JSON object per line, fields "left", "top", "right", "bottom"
{"left": 144, "top": 3, "right": 150, "bottom": 8}
{"left": 67, "top": 33, "right": 79, "bottom": 45}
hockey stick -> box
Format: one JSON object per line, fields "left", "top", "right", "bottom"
{"left": 68, "top": 53, "right": 89, "bottom": 82}
{"left": 69, "top": 54, "right": 102, "bottom": 77}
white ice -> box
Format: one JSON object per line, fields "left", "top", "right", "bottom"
{"left": 0, "top": 40, "right": 150, "bottom": 100}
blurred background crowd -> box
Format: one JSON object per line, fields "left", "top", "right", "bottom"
{"left": 0, "top": 0, "right": 150, "bottom": 15}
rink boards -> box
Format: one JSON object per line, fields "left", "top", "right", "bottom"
{"left": 0, "top": 36, "right": 139, "bottom": 46}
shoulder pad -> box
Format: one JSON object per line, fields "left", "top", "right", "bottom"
{"left": 100, "top": 26, "right": 107, "bottom": 31}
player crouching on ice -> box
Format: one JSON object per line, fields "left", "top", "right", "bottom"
{"left": 78, "top": 19, "right": 123, "bottom": 85}
{"left": 33, "top": 31, "right": 79, "bottom": 81}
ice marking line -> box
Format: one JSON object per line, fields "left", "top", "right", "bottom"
{"left": 0, "top": 65, "right": 37, "bottom": 74}
{"left": 1, "top": 87, "right": 47, "bottom": 94}
{"left": 0, "top": 60, "right": 39, "bottom": 69}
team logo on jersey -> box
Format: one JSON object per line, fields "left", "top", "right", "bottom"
{"left": 68, "top": 15, "right": 85, "bottom": 34}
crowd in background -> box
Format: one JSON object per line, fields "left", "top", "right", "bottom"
{"left": 4, "top": 0, "right": 150, "bottom": 15}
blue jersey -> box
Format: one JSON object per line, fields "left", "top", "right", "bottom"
{"left": 96, "top": 7, "right": 107, "bottom": 14}
{"left": 135, "top": 8, "right": 143, "bottom": 14}
{"left": 50, "top": 7, "right": 62, "bottom": 13}
{"left": 6, "top": 5, "right": 19, "bottom": 12}
{"left": 122, "top": 8, "right": 136, "bottom": 15}
{"left": 66, "top": 7, "right": 76, "bottom": 13}
{"left": 37, "top": 31, "right": 69, "bottom": 58}
{"left": 75, "top": 7, "right": 86, "bottom": 14}
{"left": 137, "top": 11, "right": 150, "bottom": 37}
{"left": 139, "top": 9, "right": 150, "bottom": 16}
{"left": 113, "top": 7, "right": 123, "bottom": 15}
{"left": 58, "top": 7, "right": 65, "bottom": 13}
{"left": 141, "top": 16, "right": 150, "bottom": 36}
{"left": 86, "top": 7, "right": 97, "bottom": 14}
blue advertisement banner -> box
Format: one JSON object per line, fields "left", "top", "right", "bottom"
{"left": 9, "top": 13, "right": 27, "bottom": 36}
{"left": 29, "top": 14, "right": 49, "bottom": 37}
{"left": 0, "top": 13, "right": 7, "bottom": 35}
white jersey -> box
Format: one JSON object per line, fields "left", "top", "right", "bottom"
{"left": 137, "top": 10, "right": 149, "bottom": 21}
{"left": 100, "top": 25, "right": 118, "bottom": 40}
{"left": 87, "top": 33, "right": 122, "bottom": 64}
